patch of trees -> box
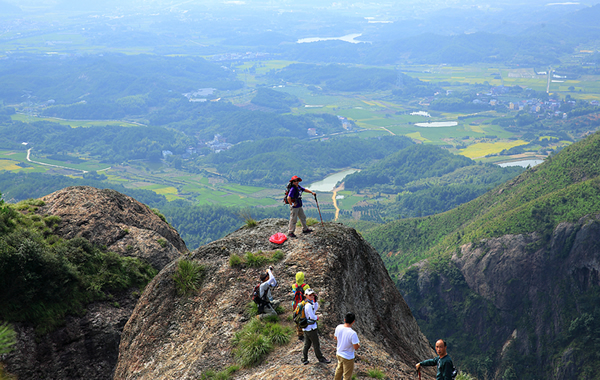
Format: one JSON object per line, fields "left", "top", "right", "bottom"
{"left": 342, "top": 145, "right": 523, "bottom": 219}
{"left": 0, "top": 121, "right": 193, "bottom": 163}
{"left": 267, "top": 63, "right": 400, "bottom": 92}
{"left": 429, "top": 96, "right": 491, "bottom": 112}
{"left": 344, "top": 144, "right": 474, "bottom": 192}
{"left": 147, "top": 100, "right": 342, "bottom": 143}
{"left": 198, "top": 135, "right": 414, "bottom": 185}
{"left": 250, "top": 87, "right": 301, "bottom": 113}
{"left": 0, "top": 53, "right": 242, "bottom": 105}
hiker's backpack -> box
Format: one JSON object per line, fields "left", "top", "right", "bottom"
{"left": 283, "top": 182, "right": 294, "bottom": 204}
{"left": 252, "top": 283, "right": 266, "bottom": 305}
{"left": 292, "top": 283, "right": 306, "bottom": 310}
{"left": 293, "top": 300, "right": 309, "bottom": 328}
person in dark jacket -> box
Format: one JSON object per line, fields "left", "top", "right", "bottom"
{"left": 416, "top": 339, "right": 454, "bottom": 380}
{"left": 286, "top": 175, "right": 315, "bottom": 238}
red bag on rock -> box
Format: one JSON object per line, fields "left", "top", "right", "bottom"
{"left": 269, "top": 233, "right": 287, "bottom": 244}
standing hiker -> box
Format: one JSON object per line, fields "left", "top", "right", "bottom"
{"left": 286, "top": 175, "right": 315, "bottom": 238}
{"left": 301, "top": 289, "right": 331, "bottom": 365}
{"left": 292, "top": 271, "right": 311, "bottom": 341}
{"left": 334, "top": 312, "right": 360, "bottom": 380}
{"left": 416, "top": 339, "right": 455, "bottom": 380}
{"left": 255, "top": 266, "right": 280, "bottom": 319}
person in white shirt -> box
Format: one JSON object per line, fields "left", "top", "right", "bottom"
{"left": 301, "top": 289, "right": 331, "bottom": 365}
{"left": 334, "top": 312, "right": 360, "bottom": 380}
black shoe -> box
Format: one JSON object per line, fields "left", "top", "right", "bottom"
{"left": 302, "top": 228, "right": 313, "bottom": 234}
{"left": 301, "top": 358, "right": 309, "bottom": 365}
{"left": 318, "top": 358, "right": 331, "bottom": 364}
{"left": 288, "top": 232, "right": 297, "bottom": 238}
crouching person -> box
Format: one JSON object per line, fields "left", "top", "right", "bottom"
{"left": 256, "top": 266, "right": 280, "bottom": 319}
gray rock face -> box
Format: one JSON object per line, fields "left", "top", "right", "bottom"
{"left": 114, "top": 219, "right": 436, "bottom": 380}
{"left": 1, "top": 186, "right": 187, "bottom": 380}
{"left": 404, "top": 215, "right": 600, "bottom": 379}
{"left": 39, "top": 186, "right": 186, "bottom": 270}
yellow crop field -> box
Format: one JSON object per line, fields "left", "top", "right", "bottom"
{"left": 0, "top": 160, "right": 22, "bottom": 171}
{"left": 459, "top": 140, "right": 528, "bottom": 159}
{"left": 405, "top": 132, "right": 430, "bottom": 142}
{"left": 468, "top": 124, "right": 485, "bottom": 133}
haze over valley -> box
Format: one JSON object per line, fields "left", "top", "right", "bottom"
{"left": 1, "top": 0, "right": 600, "bottom": 379}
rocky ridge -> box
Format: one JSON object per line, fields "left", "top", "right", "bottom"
{"left": 2, "top": 186, "right": 187, "bottom": 380}
{"left": 38, "top": 186, "right": 186, "bottom": 270}
{"left": 114, "top": 219, "right": 436, "bottom": 380}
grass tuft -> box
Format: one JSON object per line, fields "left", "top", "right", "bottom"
{"left": 200, "top": 365, "right": 240, "bottom": 380}
{"left": 0, "top": 323, "right": 16, "bottom": 355}
{"left": 232, "top": 317, "right": 292, "bottom": 368}
{"left": 366, "top": 368, "right": 386, "bottom": 379}
{"left": 229, "top": 250, "right": 284, "bottom": 268}
{"left": 172, "top": 259, "right": 205, "bottom": 296}
{"left": 239, "top": 210, "right": 257, "bottom": 227}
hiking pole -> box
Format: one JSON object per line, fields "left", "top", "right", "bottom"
{"left": 314, "top": 193, "right": 324, "bottom": 226}
{"left": 418, "top": 368, "right": 421, "bottom": 380}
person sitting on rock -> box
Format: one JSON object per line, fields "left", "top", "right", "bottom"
{"left": 257, "top": 265, "right": 280, "bottom": 319}
{"left": 286, "top": 175, "right": 315, "bottom": 238}
{"left": 292, "top": 271, "right": 311, "bottom": 341}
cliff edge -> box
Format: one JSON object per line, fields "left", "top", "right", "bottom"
{"left": 114, "top": 219, "right": 435, "bottom": 380}
{"left": 2, "top": 186, "right": 187, "bottom": 380}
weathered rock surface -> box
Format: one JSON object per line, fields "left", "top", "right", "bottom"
{"left": 2, "top": 186, "right": 187, "bottom": 380}
{"left": 38, "top": 186, "right": 186, "bottom": 270}
{"left": 114, "top": 219, "right": 436, "bottom": 380}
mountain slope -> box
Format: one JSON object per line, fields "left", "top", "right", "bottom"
{"left": 114, "top": 219, "right": 435, "bottom": 380}
{"left": 362, "top": 131, "right": 600, "bottom": 379}
{"left": 1, "top": 186, "right": 187, "bottom": 380}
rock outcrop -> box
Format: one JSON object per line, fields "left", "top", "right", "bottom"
{"left": 114, "top": 219, "right": 436, "bottom": 380}
{"left": 39, "top": 186, "right": 186, "bottom": 270}
{"left": 402, "top": 215, "right": 600, "bottom": 379}
{"left": 2, "top": 186, "right": 187, "bottom": 380}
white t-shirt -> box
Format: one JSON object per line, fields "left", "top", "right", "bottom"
{"left": 334, "top": 324, "right": 360, "bottom": 360}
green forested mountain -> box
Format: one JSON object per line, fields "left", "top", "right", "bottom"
{"left": 0, "top": 54, "right": 241, "bottom": 105}
{"left": 344, "top": 144, "right": 524, "bottom": 219}
{"left": 199, "top": 135, "right": 414, "bottom": 185}
{"left": 250, "top": 87, "right": 302, "bottom": 113}
{"left": 267, "top": 63, "right": 439, "bottom": 95}
{"left": 362, "top": 131, "right": 600, "bottom": 379}
{"left": 365, "top": 131, "right": 600, "bottom": 271}
{"left": 0, "top": 121, "right": 194, "bottom": 162}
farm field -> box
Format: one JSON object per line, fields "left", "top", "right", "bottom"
{"left": 11, "top": 114, "right": 142, "bottom": 128}
{"left": 3, "top": 60, "right": 599, "bottom": 215}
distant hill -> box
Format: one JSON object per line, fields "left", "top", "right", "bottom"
{"left": 363, "top": 130, "right": 600, "bottom": 379}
